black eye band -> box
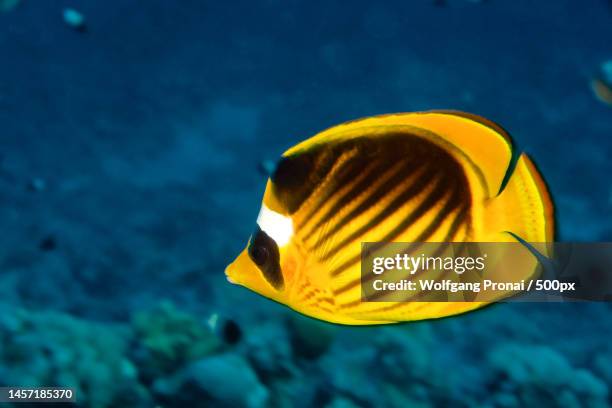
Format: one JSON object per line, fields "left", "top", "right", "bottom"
{"left": 248, "top": 226, "right": 284, "bottom": 290}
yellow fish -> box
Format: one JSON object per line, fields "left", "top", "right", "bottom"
{"left": 225, "top": 111, "right": 555, "bottom": 325}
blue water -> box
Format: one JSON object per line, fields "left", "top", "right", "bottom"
{"left": 1, "top": 1, "right": 611, "bottom": 407}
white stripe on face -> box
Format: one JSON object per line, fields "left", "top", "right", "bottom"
{"left": 256, "top": 204, "right": 293, "bottom": 247}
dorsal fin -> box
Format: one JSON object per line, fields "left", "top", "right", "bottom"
{"left": 283, "top": 111, "right": 514, "bottom": 199}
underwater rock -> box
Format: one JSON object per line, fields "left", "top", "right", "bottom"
{"left": 131, "top": 302, "right": 221, "bottom": 380}
{"left": 320, "top": 343, "right": 379, "bottom": 404}
{"left": 154, "top": 353, "right": 269, "bottom": 408}
{"left": 488, "top": 344, "right": 609, "bottom": 408}
{"left": 0, "top": 307, "right": 152, "bottom": 407}
{"left": 324, "top": 397, "right": 363, "bottom": 408}
{"left": 374, "top": 327, "right": 432, "bottom": 384}
{"left": 373, "top": 326, "right": 437, "bottom": 406}
{"left": 62, "top": 8, "right": 87, "bottom": 32}
{"left": 593, "top": 353, "right": 612, "bottom": 388}
{"left": 244, "top": 320, "right": 294, "bottom": 377}
{"left": 188, "top": 354, "right": 269, "bottom": 408}
{"left": 319, "top": 325, "right": 436, "bottom": 406}
{"left": 0, "top": 0, "right": 20, "bottom": 12}
{"left": 286, "top": 314, "right": 336, "bottom": 360}
{"left": 266, "top": 374, "right": 324, "bottom": 408}
{"left": 384, "top": 383, "right": 433, "bottom": 408}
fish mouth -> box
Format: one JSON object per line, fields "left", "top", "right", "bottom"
{"left": 224, "top": 265, "right": 236, "bottom": 284}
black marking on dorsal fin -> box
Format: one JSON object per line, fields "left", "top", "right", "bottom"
{"left": 270, "top": 137, "right": 377, "bottom": 214}
{"left": 270, "top": 133, "right": 425, "bottom": 215}
{"left": 271, "top": 149, "right": 327, "bottom": 214}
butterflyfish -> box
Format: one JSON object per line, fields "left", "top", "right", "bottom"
{"left": 225, "top": 111, "right": 555, "bottom": 325}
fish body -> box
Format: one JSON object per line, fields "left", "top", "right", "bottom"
{"left": 226, "top": 111, "right": 554, "bottom": 325}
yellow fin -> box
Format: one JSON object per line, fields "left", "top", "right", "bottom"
{"left": 404, "top": 111, "right": 514, "bottom": 197}
{"left": 485, "top": 153, "right": 555, "bottom": 243}
{"left": 286, "top": 111, "right": 514, "bottom": 198}
{"left": 343, "top": 301, "right": 488, "bottom": 324}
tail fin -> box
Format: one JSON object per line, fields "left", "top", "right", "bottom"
{"left": 486, "top": 153, "right": 555, "bottom": 244}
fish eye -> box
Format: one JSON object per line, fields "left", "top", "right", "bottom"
{"left": 247, "top": 226, "right": 284, "bottom": 290}
{"left": 251, "top": 244, "right": 269, "bottom": 266}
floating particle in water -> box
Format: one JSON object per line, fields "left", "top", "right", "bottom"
{"left": 591, "top": 60, "right": 612, "bottom": 106}
{"left": 62, "top": 8, "right": 87, "bottom": 32}
{"left": 206, "top": 313, "right": 219, "bottom": 331}
{"left": 257, "top": 159, "right": 276, "bottom": 176}
{"left": 39, "top": 235, "right": 57, "bottom": 252}
{"left": 27, "top": 178, "right": 47, "bottom": 192}
{"left": 221, "top": 319, "right": 242, "bottom": 345}
{"left": 206, "top": 314, "right": 242, "bottom": 345}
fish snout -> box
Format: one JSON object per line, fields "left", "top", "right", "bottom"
{"left": 224, "top": 263, "right": 237, "bottom": 284}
